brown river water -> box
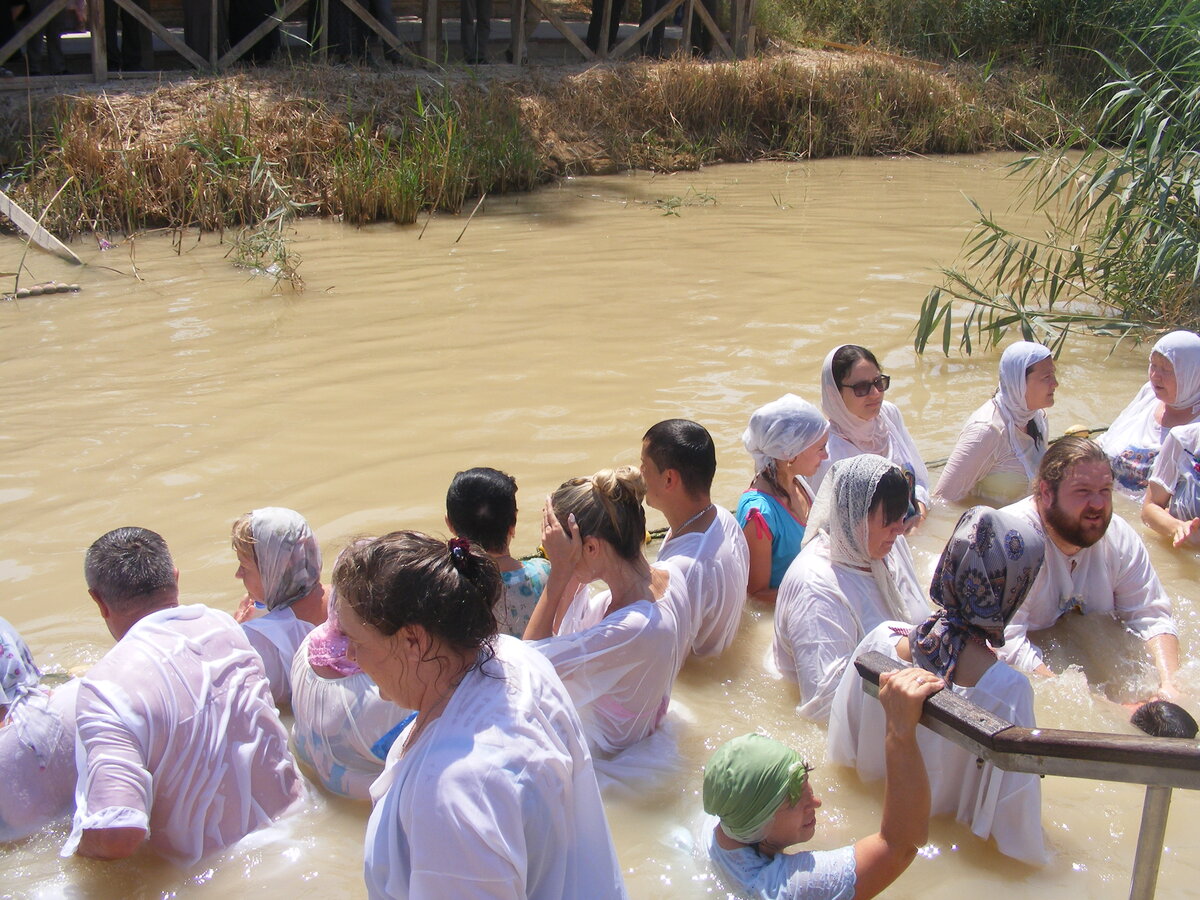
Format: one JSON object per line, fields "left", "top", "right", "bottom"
{"left": 2, "top": 153, "right": 1198, "bottom": 898}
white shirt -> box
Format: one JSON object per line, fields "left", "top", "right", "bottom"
{"left": 365, "top": 635, "right": 627, "bottom": 900}
{"left": 706, "top": 817, "right": 857, "bottom": 900}
{"left": 1148, "top": 422, "right": 1200, "bottom": 519}
{"left": 827, "top": 624, "right": 1047, "bottom": 865}
{"left": 1098, "top": 384, "right": 1200, "bottom": 498}
{"left": 242, "top": 605, "right": 314, "bottom": 708}
{"left": 773, "top": 532, "right": 928, "bottom": 723}
{"left": 534, "top": 564, "right": 687, "bottom": 755}
{"left": 935, "top": 398, "right": 1042, "bottom": 503}
{"left": 290, "top": 631, "right": 411, "bottom": 801}
{"left": 656, "top": 505, "right": 750, "bottom": 657}
{"left": 0, "top": 679, "right": 79, "bottom": 842}
{"left": 997, "top": 497, "right": 1177, "bottom": 672}
{"left": 814, "top": 402, "right": 931, "bottom": 508}
{"left": 63, "top": 605, "right": 303, "bottom": 867}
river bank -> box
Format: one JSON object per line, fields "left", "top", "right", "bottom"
{"left": 0, "top": 51, "right": 1077, "bottom": 242}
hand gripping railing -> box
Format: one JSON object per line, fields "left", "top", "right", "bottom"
{"left": 854, "top": 652, "right": 1200, "bottom": 900}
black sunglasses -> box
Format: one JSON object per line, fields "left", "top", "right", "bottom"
{"left": 839, "top": 374, "right": 891, "bottom": 397}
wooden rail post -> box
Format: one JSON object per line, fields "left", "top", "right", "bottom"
{"left": 90, "top": 0, "right": 108, "bottom": 82}
{"left": 853, "top": 650, "right": 1200, "bottom": 900}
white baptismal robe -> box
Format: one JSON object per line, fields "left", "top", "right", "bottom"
{"left": 656, "top": 505, "right": 750, "bottom": 657}
{"left": 242, "top": 605, "right": 314, "bottom": 708}
{"left": 534, "top": 563, "right": 689, "bottom": 755}
{"left": 64, "top": 605, "right": 303, "bottom": 867}
{"left": 774, "top": 532, "right": 929, "bottom": 723}
{"left": 0, "top": 678, "right": 79, "bottom": 841}
{"left": 827, "top": 624, "right": 1047, "bottom": 865}
{"left": 997, "top": 497, "right": 1176, "bottom": 673}
{"left": 365, "top": 635, "right": 627, "bottom": 900}
{"left": 289, "top": 631, "right": 410, "bottom": 800}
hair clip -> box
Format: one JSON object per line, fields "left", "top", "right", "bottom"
{"left": 448, "top": 537, "right": 471, "bottom": 564}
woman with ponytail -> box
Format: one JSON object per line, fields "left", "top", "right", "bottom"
{"left": 335, "top": 531, "right": 626, "bottom": 899}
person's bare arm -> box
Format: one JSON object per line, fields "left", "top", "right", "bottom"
{"left": 1146, "top": 633, "right": 1183, "bottom": 702}
{"left": 1142, "top": 482, "right": 1200, "bottom": 547}
{"left": 76, "top": 826, "right": 146, "bottom": 860}
{"left": 851, "top": 667, "right": 942, "bottom": 900}
{"left": 742, "top": 519, "right": 777, "bottom": 604}
{"left": 523, "top": 500, "right": 582, "bottom": 640}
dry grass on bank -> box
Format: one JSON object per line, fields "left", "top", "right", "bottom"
{"left": 0, "top": 52, "right": 1075, "bottom": 237}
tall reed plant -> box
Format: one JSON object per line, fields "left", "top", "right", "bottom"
{"left": 914, "top": 0, "right": 1200, "bottom": 354}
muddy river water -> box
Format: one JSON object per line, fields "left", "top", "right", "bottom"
{"left": 1, "top": 153, "right": 1198, "bottom": 898}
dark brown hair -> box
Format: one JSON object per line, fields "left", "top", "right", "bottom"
{"left": 332, "top": 531, "right": 499, "bottom": 655}
{"left": 1037, "top": 435, "right": 1112, "bottom": 493}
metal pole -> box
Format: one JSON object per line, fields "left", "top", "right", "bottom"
{"left": 1129, "top": 786, "right": 1172, "bottom": 900}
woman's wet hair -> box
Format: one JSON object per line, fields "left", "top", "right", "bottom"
{"left": 551, "top": 466, "right": 647, "bottom": 562}
{"left": 831, "top": 344, "right": 881, "bottom": 388}
{"left": 445, "top": 467, "right": 519, "bottom": 555}
{"left": 332, "top": 531, "right": 499, "bottom": 655}
{"left": 1132, "top": 700, "right": 1199, "bottom": 739}
{"left": 869, "top": 467, "right": 910, "bottom": 525}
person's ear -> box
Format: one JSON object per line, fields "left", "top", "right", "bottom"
{"left": 88, "top": 588, "right": 111, "bottom": 620}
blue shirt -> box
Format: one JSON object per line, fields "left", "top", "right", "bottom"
{"left": 736, "top": 491, "right": 806, "bottom": 588}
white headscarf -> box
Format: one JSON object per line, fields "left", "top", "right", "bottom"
{"left": 742, "top": 394, "right": 828, "bottom": 473}
{"left": 820, "top": 345, "right": 891, "bottom": 455}
{"left": 996, "top": 341, "right": 1052, "bottom": 480}
{"left": 804, "top": 455, "right": 913, "bottom": 622}
{"left": 1153, "top": 331, "right": 1200, "bottom": 412}
{"left": 249, "top": 507, "right": 323, "bottom": 611}
{"left": 0, "top": 617, "right": 61, "bottom": 765}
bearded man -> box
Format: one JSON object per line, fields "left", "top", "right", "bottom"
{"left": 998, "top": 436, "right": 1182, "bottom": 700}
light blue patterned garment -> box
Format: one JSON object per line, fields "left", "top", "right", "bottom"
{"left": 498, "top": 557, "right": 551, "bottom": 637}
{"left": 911, "top": 506, "right": 1044, "bottom": 680}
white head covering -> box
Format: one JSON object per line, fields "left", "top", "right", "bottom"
{"left": 0, "top": 617, "right": 61, "bottom": 765}
{"left": 804, "top": 455, "right": 913, "bottom": 622}
{"left": 820, "top": 345, "right": 890, "bottom": 455}
{"left": 996, "top": 341, "right": 1052, "bottom": 480}
{"left": 248, "top": 507, "right": 323, "bottom": 611}
{"left": 742, "top": 394, "right": 828, "bottom": 473}
{"left": 1152, "top": 331, "right": 1200, "bottom": 412}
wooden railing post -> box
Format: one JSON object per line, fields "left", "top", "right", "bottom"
{"left": 90, "top": 0, "right": 108, "bottom": 82}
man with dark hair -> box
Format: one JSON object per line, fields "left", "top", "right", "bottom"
{"left": 64, "top": 527, "right": 302, "bottom": 865}
{"left": 1132, "top": 700, "right": 1198, "bottom": 739}
{"left": 641, "top": 420, "right": 749, "bottom": 657}
{"left": 999, "top": 437, "right": 1182, "bottom": 701}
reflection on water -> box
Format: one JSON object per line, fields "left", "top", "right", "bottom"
{"left": 2, "top": 153, "right": 1198, "bottom": 898}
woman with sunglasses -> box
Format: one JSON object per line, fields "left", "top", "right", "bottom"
{"left": 817, "top": 345, "right": 929, "bottom": 531}
{"left": 934, "top": 341, "right": 1057, "bottom": 504}
{"left": 1142, "top": 421, "right": 1200, "bottom": 547}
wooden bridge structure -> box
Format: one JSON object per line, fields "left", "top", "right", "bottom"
{"left": 0, "top": 0, "right": 757, "bottom": 83}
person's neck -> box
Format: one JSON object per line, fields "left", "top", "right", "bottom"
{"left": 114, "top": 595, "right": 179, "bottom": 640}
{"left": 712, "top": 825, "right": 781, "bottom": 858}
{"left": 486, "top": 548, "right": 522, "bottom": 572}
{"left": 404, "top": 643, "right": 477, "bottom": 751}
{"left": 289, "top": 583, "right": 329, "bottom": 627}
{"left": 663, "top": 493, "right": 714, "bottom": 535}
{"left": 601, "top": 554, "right": 654, "bottom": 611}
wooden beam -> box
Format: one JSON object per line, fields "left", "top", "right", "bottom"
{"left": 339, "top": 0, "right": 423, "bottom": 66}
{"left": 109, "top": 0, "right": 211, "bottom": 71}
{"left": 319, "top": 0, "right": 329, "bottom": 61}
{"left": 0, "top": 188, "right": 83, "bottom": 265}
{"left": 219, "top": 0, "right": 309, "bottom": 69}
{"left": 690, "top": 0, "right": 733, "bottom": 59}
{"left": 680, "top": 0, "right": 692, "bottom": 53}
{"left": 597, "top": 0, "right": 613, "bottom": 58}
{"left": 511, "top": 0, "right": 526, "bottom": 65}
{"left": 608, "top": 0, "right": 684, "bottom": 60}
{"left": 421, "top": 0, "right": 438, "bottom": 61}
{"left": 0, "top": 0, "right": 72, "bottom": 68}
{"left": 525, "top": 0, "right": 596, "bottom": 60}
{"left": 209, "top": 0, "right": 219, "bottom": 66}
{"left": 89, "top": 0, "right": 108, "bottom": 83}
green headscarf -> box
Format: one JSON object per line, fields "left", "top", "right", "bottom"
{"left": 702, "top": 733, "right": 811, "bottom": 843}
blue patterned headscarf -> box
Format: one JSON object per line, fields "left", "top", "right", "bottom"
{"left": 910, "top": 507, "right": 1044, "bottom": 680}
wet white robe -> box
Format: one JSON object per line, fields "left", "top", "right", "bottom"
{"left": 0, "top": 678, "right": 79, "bottom": 841}
{"left": 365, "top": 635, "right": 627, "bottom": 899}
{"left": 827, "top": 624, "right": 1047, "bottom": 865}
{"left": 656, "top": 505, "right": 750, "bottom": 657}
{"left": 997, "top": 498, "right": 1176, "bottom": 673}
{"left": 774, "top": 532, "right": 928, "bottom": 723}
{"left": 242, "top": 605, "right": 314, "bottom": 708}
{"left": 63, "top": 605, "right": 303, "bottom": 867}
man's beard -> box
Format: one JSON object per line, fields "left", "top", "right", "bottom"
{"left": 1044, "top": 495, "right": 1111, "bottom": 549}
